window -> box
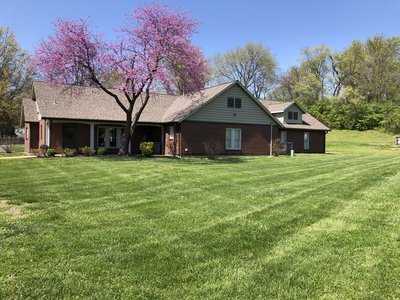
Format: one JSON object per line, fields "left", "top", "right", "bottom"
{"left": 97, "top": 127, "right": 122, "bottom": 148}
{"left": 227, "top": 97, "right": 234, "bottom": 108}
{"left": 98, "top": 128, "right": 106, "bottom": 147}
{"left": 25, "top": 126, "right": 28, "bottom": 140}
{"left": 225, "top": 128, "right": 241, "bottom": 150}
{"left": 235, "top": 98, "right": 241, "bottom": 108}
{"left": 227, "top": 97, "right": 242, "bottom": 109}
{"left": 304, "top": 132, "right": 310, "bottom": 150}
{"left": 109, "top": 128, "right": 117, "bottom": 147}
{"left": 169, "top": 126, "right": 174, "bottom": 140}
{"left": 63, "top": 125, "right": 77, "bottom": 149}
{"left": 280, "top": 131, "right": 287, "bottom": 143}
{"left": 288, "top": 111, "right": 299, "bottom": 120}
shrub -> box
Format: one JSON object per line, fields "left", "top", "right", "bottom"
{"left": 33, "top": 148, "right": 46, "bottom": 158}
{"left": 63, "top": 148, "right": 76, "bottom": 157}
{"left": 2, "top": 145, "right": 13, "bottom": 153}
{"left": 35, "top": 144, "right": 50, "bottom": 157}
{"left": 140, "top": 141, "right": 154, "bottom": 156}
{"left": 97, "top": 147, "right": 108, "bottom": 155}
{"left": 202, "top": 140, "right": 222, "bottom": 159}
{"left": 46, "top": 148, "right": 56, "bottom": 157}
{"left": 271, "top": 138, "right": 285, "bottom": 156}
{"left": 80, "top": 146, "right": 94, "bottom": 156}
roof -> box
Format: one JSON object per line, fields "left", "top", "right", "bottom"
{"left": 259, "top": 100, "right": 307, "bottom": 113}
{"left": 25, "top": 81, "right": 234, "bottom": 124}
{"left": 282, "top": 113, "right": 330, "bottom": 131}
{"left": 23, "top": 81, "right": 328, "bottom": 131}
{"left": 260, "top": 100, "right": 294, "bottom": 113}
{"left": 22, "top": 98, "right": 39, "bottom": 122}
{"left": 259, "top": 99, "right": 329, "bottom": 131}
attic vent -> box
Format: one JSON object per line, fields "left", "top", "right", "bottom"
{"left": 54, "top": 99, "right": 57, "bottom": 105}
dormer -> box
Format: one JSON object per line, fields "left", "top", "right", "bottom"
{"left": 284, "top": 103, "right": 304, "bottom": 124}
{"left": 284, "top": 103, "right": 303, "bottom": 124}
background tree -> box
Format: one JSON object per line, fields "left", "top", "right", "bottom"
{"left": 340, "top": 35, "right": 400, "bottom": 103}
{"left": 271, "top": 36, "right": 400, "bottom": 133}
{"left": 34, "top": 4, "right": 209, "bottom": 155}
{"left": 0, "top": 26, "right": 31, "bottom": 136}
{"left": 212, "top": 43, "right": 278, "bottom": 99}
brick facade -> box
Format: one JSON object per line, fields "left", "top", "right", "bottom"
{"left": 283, "top": 129, "right": 326, "bottom": 153}
{"left": 180, "top": 121, "right": 279, "bottom": 155}
{"left": 24, "top": 122, "right": 39, "bottom": 152}
{"left": 25, "top": 120, "right": 327, "bottom": 155}
{"left": 50, "top": 123, "right": 90, "bottom": 153}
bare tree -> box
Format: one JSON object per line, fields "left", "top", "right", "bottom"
{"left": 212, "top": 43, "right": 278, "bottom": 99}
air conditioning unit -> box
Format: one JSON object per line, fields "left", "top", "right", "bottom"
{"left": 284, "top": 142, "right": 293, "bottom": 155}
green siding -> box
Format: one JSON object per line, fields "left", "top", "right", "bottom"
{"left": 186, "top": 85, "right": 273, "bottom": 125}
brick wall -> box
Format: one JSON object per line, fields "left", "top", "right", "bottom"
{"left": 50, "top": 122, "right": 90, "bottom": 153}
{"left": 285, "top": 130, "right": 326, "bottom": 153}
{"left": 24, "top": 122, "right": 39, "bottom": 152}
{"left": 180, "top": 121, "right": 279, "bottom": 155}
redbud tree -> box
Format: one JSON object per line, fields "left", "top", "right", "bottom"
{"left": 34, "top": 4, "right": 209, "bottom": 155}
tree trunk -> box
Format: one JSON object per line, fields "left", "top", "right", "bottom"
{"left": 119, "top": 113, "right": 132, "bottom": 156}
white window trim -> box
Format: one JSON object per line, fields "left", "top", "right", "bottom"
{"left": 304, "top": 132, "right": 310, "bottom": 150}
{"left": 169, "top": 126, "right": 174, "bottom": 140}
{"left": 225, "top": 128, "right": 242, "bottom": 150}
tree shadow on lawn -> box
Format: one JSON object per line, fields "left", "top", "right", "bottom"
{"left": 89, "top": 154, "right": 247, "bottom": 164}
{"left": 182, "top": 156, "right": 247, "bottom": 164}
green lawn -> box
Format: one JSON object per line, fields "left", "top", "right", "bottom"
{"left": 1, "top": 130, "right": 399, "bottom": 299}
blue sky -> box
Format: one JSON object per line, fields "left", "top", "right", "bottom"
{"left": 1, "top": 0, "right": 399, "bottom": 71}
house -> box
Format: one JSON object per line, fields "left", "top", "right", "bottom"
{"left": 23, "top": 81, "right": 329, "bottom": 156}
{"left": 259, "top": 100, "right": 329, "bottom": 153}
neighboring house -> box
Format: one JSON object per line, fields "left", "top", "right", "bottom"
{"left": 23, "top": 81, "right": 329, "bottom": 156}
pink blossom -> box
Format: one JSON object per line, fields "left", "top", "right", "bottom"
{"left": 33, "top": 4, "right": 209, "bottom": 155}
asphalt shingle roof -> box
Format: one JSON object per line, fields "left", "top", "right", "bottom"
{"left": 259, "top": 99, "right": 329, "bottom": 131}
{"left": 22, "top": 98, "right": 39, "bottom": 122}
{"left": 25, "top": 81, "right": 232, "bottom": 124}
{"left": 259, "top": 100, "right": 294, "bottom": 113}
{"left": 23, "top": 81, "right": 329, "bottom": 131}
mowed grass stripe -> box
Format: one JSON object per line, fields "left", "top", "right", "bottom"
{"left": 1, "top": 130, "right": 400, "bottom": 299}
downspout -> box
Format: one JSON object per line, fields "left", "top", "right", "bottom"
{"left": 269, "top": 124, "right": 273, "bottom": 156}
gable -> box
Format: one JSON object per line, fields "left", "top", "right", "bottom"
{"left": 186, "top": 84, "right": 274, "bottom": 125}
{"left": 284, "top": 103, "right": 303, "bottom": 124}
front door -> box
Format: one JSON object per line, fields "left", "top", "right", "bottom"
{"left": 63, "top": 125, "right": 77, "bottom": 149}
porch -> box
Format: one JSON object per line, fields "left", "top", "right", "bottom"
{"left": 49, "top": 120, "right": 164, "bottom": 154}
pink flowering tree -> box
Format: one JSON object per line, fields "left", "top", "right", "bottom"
{"left": 34, "top": 4, "right": 209, "bottom": 155}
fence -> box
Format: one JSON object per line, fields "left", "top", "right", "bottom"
{"left": 0, "top": 137, "right": 24, "bottom": 145}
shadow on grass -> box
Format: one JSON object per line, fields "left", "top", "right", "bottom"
{"left": 181, "top": 156, "right": 247, "bottom": 164}
{"left": 85, "top": 154, "right": 247, "bottom": 164}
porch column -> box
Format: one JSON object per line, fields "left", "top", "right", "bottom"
{"left": 90, "top": 123, "right": 95, "bottom": 149}
{"left": 128, "top": 140, "right": 132, "bottom": 154}
{"left": 45, "top": 119, "right": 51, "bottom": 146}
